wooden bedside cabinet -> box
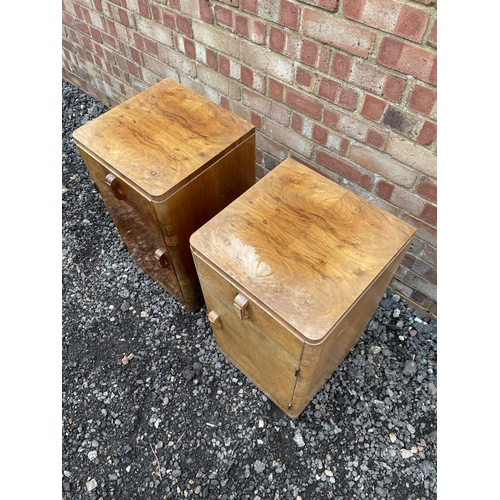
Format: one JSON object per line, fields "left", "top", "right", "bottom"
{"left": 72, "top": 78, "right": 255, "bottom": 311}
{"left": 190, "top": 157, "right": 416, "bottom": 418}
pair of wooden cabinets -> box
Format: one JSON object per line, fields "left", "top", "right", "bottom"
{"left": 73, "top": 78, "right": 415, "bottom": 418}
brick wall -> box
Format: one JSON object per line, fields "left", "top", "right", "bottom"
{"left": 62, "top": 0, "right": 438, "bottom": 318}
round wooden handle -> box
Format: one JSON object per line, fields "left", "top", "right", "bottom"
{"left": 105, "top": 173, "right": 125, "bottom": 200}
{"left": 154, "top": 248, "right": 169, "bottom": 268}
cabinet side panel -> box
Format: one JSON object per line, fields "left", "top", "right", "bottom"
{"left": 292, "top": 240, "right": 413, "bottom": 415}
{"left": 155, "top": 135, "right": 256, "bottom": 310}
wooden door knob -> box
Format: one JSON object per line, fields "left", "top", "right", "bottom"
{"left": 154, "top": 248, "right": 169, "bottom": 268}
{"left": 234, "top": 293, "right": 249, "bottom": 320}
{"left": 105, "top": 173, "right": 125, "bottom": 200}
{"left": 208, "top": 310, "right": 221, "bottom": 330}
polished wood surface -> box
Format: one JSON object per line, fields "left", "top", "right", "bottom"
{"left": 73, "top": 78, "right": 255, "bottom": 311}
{"left": 191, "top": 157, "right": 416, "bottom": 417}
{"left": 73, "top": 78, "right": 254, "bottom": 200}
{"left": 191, "top": 157, "right": 416, "bottom": 341}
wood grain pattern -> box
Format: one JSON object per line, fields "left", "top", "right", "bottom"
{"left": 191, "top": 157, "right": 416, "bottom": 417}
{"left": 72, "top": 77, "right": 254, "bottom": 200}
{"left": 190, "top": 157, "right": 416, "bottom": 341}
{"left": 73, "top": 77, "right": 256, "bottom": 311}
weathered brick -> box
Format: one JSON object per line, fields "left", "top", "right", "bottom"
{"left": 197, "top": 65, "right": 241, "bottom": 98}
{"left": 266, "top": 119, "right": 316, "bottom": 158}
{"left": 361, "top": 94, "right": 387, "bottom": 121}
{"left": 256, "top": 132, "right": 289, "bottom": 162}
{"left": 375, "top": 178, "right": 395, "bottom": 200}
{"left": 136, "top": 17, "right": 174, "bottom": 47}
{"left": 422, "top": 244, "right": 437, "bottom": 267}
{"left": 192, "top": 21, "right": 240, "bottom": 58}
{"left": 381, "top": 105, "right": 424, "bottom": 140}
{"left": 158, "top": 44, "right": 197, "bottom": 78}
{"left": 280, "top": 0, "right": 300, "bottom": 29}
{"left": 214, "top": 5, "right": 234, "bottom": 29}
{"left": 386, "top": 135, "right": 436, "bottom": 177}
{"left": 331, "top": 52, "right": 353, "bottom": 80}
{"left": 416, "top": 120, "right": 437, "bottom": 145}
{"left": 269, "top": 26, "right": 285, "bottom": 53}
{"left": 344, "top": 0, "right": 429, "bottom": 43}
{"left": 416, "top": 176, "right": 436, "bottom": 203}
{"left": 316, "top": 149, "right": 373, "bottom": 190}
{"left": 318, "top": 77, "right": 358, "bottom": 111}
{"left": 242, "top": 88, "right": 290, "bottom": 125}
{"left": 295, "top": 66, "right": 316, "bottom": 91}
{"left": 269, "top": 78, "right": 285, "bottom": 101}
{"left": 420, "top": 202, "right": 437, "bottom": 225}
{"left": 427, "top": 18, "right": 437, "bottom": 48}
{"left": 348, "top": 143, "right": 417, "bottom": 187}
{"left": 285, "top": 87, "right": 323, "bottom": 120}
{"left": 235, "top": 13, "right": 266, "bottom": 44}
{"left": 299, "top": 0, "right": 338, "bottom": 11}
{"left": 241, "top": 40, "right": 294, "bottom": 84}
{"left": 377, "top": 37, "right": 436, "bottom": 86}
{"left": 394, "top": 4, "right": 429, "bottom": 43}
{"left": 303, "top": 8, "right": 376, "bottom": 58}
{"left": 365, "top": 129, "right": 387, "bottom": 150}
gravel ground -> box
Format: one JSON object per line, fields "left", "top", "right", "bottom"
{"left": 62, "top": 79, "right": 437, "bottom": 500}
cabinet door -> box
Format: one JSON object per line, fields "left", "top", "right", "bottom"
{"left": 77, "top": 148, "right": 185, "bottom": 305}
{"left": 194, "top": 255, "right": 303, "bottom": 416}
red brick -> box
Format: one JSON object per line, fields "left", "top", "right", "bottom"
{"left": 323, "top": 107, "right": 340, "bottom": 129}
{"left": 214, "top": 5, "right": 233, "bottom": 29}
{"left": 382, "top": 74, "right": 405, "bottom": 102}
{"left": 220, "top": 96, "right": 230, "bottom": 110}
{"left": 117, "top": 6, "right": 132, "bottom": 27}
{"left": 427, "top": 18, "right": 437, "bottom": 48}
{"left": 378, "top": 37, "right": 437, "bottom": 86}
{"left": 242, "top": 88, "right": 290, "bottom": 125}
{"left": 183, "top": 38, "right": 196, "bottom": 58}
{"left": 316, "top": 149, "right": 373, "bottom": 190}
{"left": 416, "top": 176, "right": 436, "bottom": 203}
{"left": 402, "top": 214, "right": 436, "bottom": 247}
{"left": 409, "top": 84, "right": 437, "bottom": 117}
{"left": 129, "top": 46, "right": 142, "bottom": 65}
{"left": 394, "top": 5, "right": 429, "bottom": 43}
{"left": 361, "top": 95, "right": 386, "bottom": 121}
{"left": 343, "top": 0, "right": 365, "bottom": 20}
{"left": 312, "top": 124, "right": 329, "bottom": 146}
{"left": 269, "top": 26, "right": 285, "bottom": 53}
{"left": 269, "top": 78, "right": 285, "bottom": 101}
{"left": 199, "top": 0, "right": 214, "bottom": 22}
{"left": 331, "top": 52, "right": 353, "bottom": 80}
{"left": 219, "top": 55, "right": 231, "bottom": 76}
{"left": 375, "top": 178, "right": 395, "bottom": 200}
{"left": 235, "top": 13, "right": 248, "bottom": 38}
{"left": 365, "top": 129, "right": 387, "bottom": 150}
{"left": 176, "top": 14, "right": 192, "bottom": 36}
{"left": 249, "top": 111, "right": 263, "bottom": 129}
{"left": 206, "top": 48, "right": 217, "bottom": 69}
{"left": 138, "top": 0, "right": 150, "bottom": 19}
{"left": 422, "top": 244, "right": 437, "bottom": 267}
{"left": 318, "top": 78, "right": 358, "bottom": 111}
{"left": 291, "top": 113, "right": 303, "bottom": 134}
{"left": 300, "top": 40, "right": 319, "bottom": 67}
{"left": 280, "top": 0, "right": 300, "bottom": 29}
{"left": 286, "top": 88, "right": 323, "bottom": 119}
{"left": 240, "top": 65, "right": 253, "bottom": 87}
{"left": 296, "top": 67, "right": 314, "bottom": 90}
{"left": 241, "top": 0, "right": 258, "bottom": 14}
{"left": 416, "top": 121, "right": 437, "bottom": 145}
{"left": 420, "top": 202, "right": 437, "bottom": 225}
